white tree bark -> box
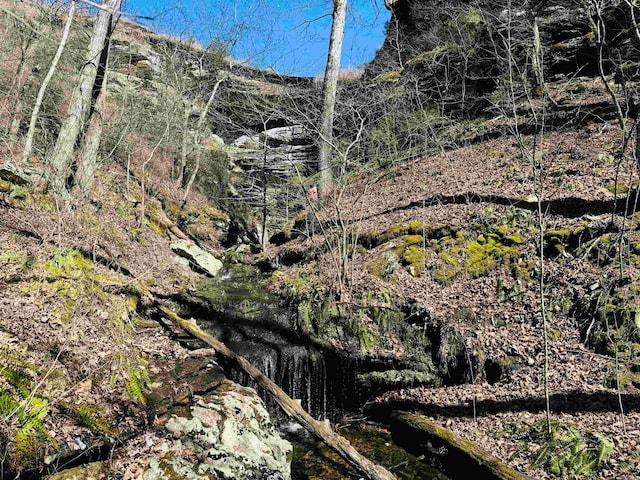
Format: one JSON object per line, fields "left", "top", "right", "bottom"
{"left": 22, "top": 0, "right": 76, "bottom": 164}
{"left": 318, "top": 0, "right": 347, "bottom": 195}
{"left": 77, "top": 53, "right": 108, "bottom": 194}
{"left": 47, "top": 0, "right": 121, "bottom": 195}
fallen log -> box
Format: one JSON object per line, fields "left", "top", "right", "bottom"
{"left": 390, "top": 411, "right": 532, "bottom": 480}
{"left": 158, "top": 305, "right": 396, "bottom": 480}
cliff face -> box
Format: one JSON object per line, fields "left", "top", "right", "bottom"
{"left": 368, "top": 0, "right": 640, "bottom": 116}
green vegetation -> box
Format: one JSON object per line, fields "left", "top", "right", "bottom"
{"left": 363, "top": 221, "right": 526, "bottom": 284}
{"left": 0, "top": 347, "right": 57, "bottom": 473}
{"left": 507, "top": 420, "right": 614, "bottom": 478}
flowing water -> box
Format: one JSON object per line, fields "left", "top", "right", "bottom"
{"left": 195, "top": 266, "right": 450, "bottom": 479}
{"left": 195, "top": 266, "right": 374, "bottom": 420}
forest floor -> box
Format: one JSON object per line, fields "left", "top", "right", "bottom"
{"left": 0, "top": 152, "right": 229, "bottom": 477}
{"left": 267, "top": 81, "right": 640, "bottom": 479}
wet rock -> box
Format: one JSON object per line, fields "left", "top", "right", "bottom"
{"left": 145, "top": 381, "right": 292, "bottom": 480}
{"left": 358, "top": 369, "right": 440, "bottom": 390}
{"left": 170, "top": 240, "right": 223, "bottom": 277}
{"left": 147, "top": 356, "right": 226, "bottom": 418}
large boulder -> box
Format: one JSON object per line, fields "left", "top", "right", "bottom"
{"left": 170, "top": 240, "right": 223, "bottom": 277}
{"left": 145, "top": 381, "right": 292, "bottom": 480}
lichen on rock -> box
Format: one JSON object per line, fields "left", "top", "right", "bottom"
{"left": 145, "top": 381, "right": 291, "bottom": 480}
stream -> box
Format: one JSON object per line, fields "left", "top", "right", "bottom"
{"left": 193, "top": 265, "right": 452, "bottom": 480}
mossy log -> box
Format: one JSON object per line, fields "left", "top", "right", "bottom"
{"left": 158, "top": 305, "right": 396, "bottom": 480}
{"left": 390, "top": 411, "right": 531, "bottom": 480}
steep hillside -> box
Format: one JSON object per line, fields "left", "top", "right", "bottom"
{"left": 0, "top": 3, "right": 309, "bottom": 478}
{"left": 1, "top": 1, "right": 640, "bottom": 479}
{"left": 267, "top": 74, "right": 640, "bottom": 477}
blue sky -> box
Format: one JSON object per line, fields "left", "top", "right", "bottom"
{"left": 122, "top": 0, "right": 390, "bottom": 77}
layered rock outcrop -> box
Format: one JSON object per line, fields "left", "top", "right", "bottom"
{"left": 371, "top": 0, "right": 640, "bottom": 116}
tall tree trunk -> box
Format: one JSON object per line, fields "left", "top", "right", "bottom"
{"left": 77, "top": 42, "right": 109, "bottom": 195}
{"left": 22, "top": 0, "right": 76, "bottom": 164}
{"left": 318, "top": 0, "right": 347, "bottom": 195}
{"left": 8, "top": 36, "right": 35, "bottom": 140}
{"left": 47, "top": 0, "right": 121, "bottom": 195}
{"left": 177, "top": 102, "right": 191, "bottom": 185}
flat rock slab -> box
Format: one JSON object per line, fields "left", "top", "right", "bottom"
{"left": 170, "top": 240, "right": 223, "bottom": 277}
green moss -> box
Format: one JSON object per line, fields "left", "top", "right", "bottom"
{"left": 402, "top": 245, "right": 425, "bottom": 276}
{"left": 45, "top": 249, "right": 93, "bottom": 279}
{"left": 358, "top": 369, "right": 440, "bottom": 388}
{"left": 366, "top": 252, "right": 398, "bottom": 280}
{"left": 8, "top": 185, "right": 32, "bottom": 207}
{"left": 372, "top": 70, "right": 403, "bottom": 83}
{"left": 9, "top": 186, "right": 29, "bottom": 200}
{"left": 465, "top": 236, "right": 519, "bottom": 278}
{"left": 547, "top": 229, "right": 572, "bottom": 238}
{"left": 33, "top": 193, "right": 54, "bottom": 212}
{"left": 400, "top": 234, "right": 424, "bottom": 246}
{"left": 605, "top": 180, "right": 638, "bottom": 195}
{"left": 148, "top": 218, "right": 168, "bottom": 236}
{"left": 434, "top": 248, "right": 462, "bottom": 283}
{"left": 348, "top": 316, "right": 376, "bottom": 352}
{"left": 545, "top": 226, "right": 590, "bottom": 258}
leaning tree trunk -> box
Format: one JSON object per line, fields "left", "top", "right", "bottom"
{"left": 318, "top": 0, "right": 347, "bottom": 195}
{"left": 76, "top": 24, "right": 111, "bottom": 195}
{"left": 22, "top": 0, "right": 76, "bottom": 164}
{"left": 47, "top": 0, "right": 121, "bottom": 195}
{"left": 158, "top": 305, "right": 396, "bottom": 480}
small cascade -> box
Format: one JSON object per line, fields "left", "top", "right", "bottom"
{"left": 224, "top": 334, "right": 347, "bottom": 420}
{"left": 195, "top": 269, "right": 383, "bottom": 420}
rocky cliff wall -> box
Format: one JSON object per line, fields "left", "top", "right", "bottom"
{"left": 367, "top": 0, "right": 640, "bottom": 117}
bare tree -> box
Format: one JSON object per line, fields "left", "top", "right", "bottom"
{"left": 318, "top": 0, "right": 347, "bottom": 195}
{"left": 47, "top": 0, "right": 121, "bottom": 196}
{"left": 22, "top": 0, "right": 76, "bottom": 165}
{"left": 181, "top": 77, "right": 225, "bottom": 207}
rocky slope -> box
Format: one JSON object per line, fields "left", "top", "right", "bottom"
{"left": 266, "top": 73, "right": 640, "bottom": 478}
{"left": 0, "top": 4, "right": 309, "bottom": 478}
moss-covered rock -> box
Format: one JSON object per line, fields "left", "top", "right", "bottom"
{"left": 47, "top": 462, "right": 108, "bottom": 480}
{"left": 358, "top": 369, "right": 440, "bottom": 389}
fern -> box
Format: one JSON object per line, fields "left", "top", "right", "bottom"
{"left": 0, "top": 391, "right": 20, "bottom": 418}
{"left": 524, "top": 420, "right": 613, "bottom": 478}
{"left": 125, "top": 366, "right": 150, "bottom": 404}
{"left": 58, "top": 402, "right": 118, "bottom": 437}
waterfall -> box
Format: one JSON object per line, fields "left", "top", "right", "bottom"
{"left": 197, "top": 271, "right": 369, "bottom": 421}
